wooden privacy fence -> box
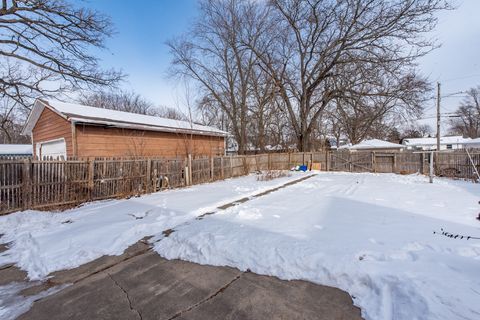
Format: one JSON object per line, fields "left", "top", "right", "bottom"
{"left": 1, "top": 149, "right": 479, "bottom": 215}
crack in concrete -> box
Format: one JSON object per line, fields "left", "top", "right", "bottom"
{"left": 69, "top": 247, "right": 151, "bottom": 285}
{"left": 167, "top": 272, "right": 244, "bottom": 320}
{"left": 107, "top": 272, "right": 143, "bottom": 320}
{"left": 5, "top": 174, "right": 316, "bottom": 314}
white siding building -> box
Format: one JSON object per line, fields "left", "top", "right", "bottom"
{"left": 463, "top": 138, "right": 480, "bottom": 149}
{"left": 402, "top": 136, "right": 471, "bottom": 151}
{"left": 0, "top": 144, "right": 33, "bottom": 157}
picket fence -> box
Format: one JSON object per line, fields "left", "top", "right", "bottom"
{"left": 1, "top": 149, "right": 479, "bottom": 215}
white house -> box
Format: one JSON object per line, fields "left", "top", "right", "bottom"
{"left": 341, "top": 139, "right": 405, "bottom": 152}
{"left": 0, "top": 144, "right": 33, "bottom": 157}
{"left": 463, "top": 137, "right": 480, "bottom": 149}
{"left": 402, "top": 136, "right": 471, "bottom": 151}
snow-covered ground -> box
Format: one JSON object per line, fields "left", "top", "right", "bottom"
{"left": 154, "top": 172, "right": 480, "bottom": 320}
{"left": 0, "top": 173, "right": 302, "bottom": 280}
{"left": 1, "top": 172, "right": 479, "bottom": 320}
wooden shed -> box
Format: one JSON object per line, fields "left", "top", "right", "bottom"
{"left": 22, "top": 99, "right": 227, "bottom": 159}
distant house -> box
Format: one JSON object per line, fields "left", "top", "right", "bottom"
{"left": 22, "top": 99, "right": 228, "bottom": 159}
{"left": 402, "top": 136, "right": 470, "bottom": 151}
{"left": 463, "top": 137, "right": 480, "bottom": 149}
{"left": 341, "top": 139, "right": 405, "bottom": 152}
{"left": 0, "top": 144, "right": 33, "bottom": 157}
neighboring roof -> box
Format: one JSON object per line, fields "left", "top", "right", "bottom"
{"left": 463, "top": 137, "right": 480, "bottom": 145}
{"left": 402, "top": 136, "right": 470, "bottom": 146}
{"left": 0, "top": 144, "right": 33, "bottom": 155}
{"left": 347, "top": 139, "right": 404, "bottom": 150}
{"left": 23, "top": 99, "right": 228, "bottom": 137}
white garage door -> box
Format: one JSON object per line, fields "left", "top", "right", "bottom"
{"left": 37, "top": 139, "right": 66, "bottom": 159}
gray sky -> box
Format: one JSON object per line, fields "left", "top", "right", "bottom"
{"left": 417, "top": 0, "right": 480, "bottom": 132}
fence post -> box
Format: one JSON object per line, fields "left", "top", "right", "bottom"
{"left": 210, "top": 156, "right": 214, "bottom": 181}
{"left": 326, "top": 151, "right": 330, "bottom": 171}
{"left": 429, "top": 151, "right": 434, "bottom": 183}
{"left": 420, "top": 153, "right": 424, "bottom": 174}
{"left": 184, "top": 157, "right": 188, "bottom": 186}
{"left": 393, "top": 153, "right": 397, "bottom": 173}
{"left": 153, "top": 167, "right": 158, "bottom": 192}
{"left": 186, "top": 154, "right": 192, "bottom": 186}
{"left": 242, "top": 155, "right": 247, "bottom": 175}
{"left": 268, "top": 153, "right": 272, "bottom": 170}
{"left": 371, "top": 152, "right": 376, "bottom": 173}
{"left": 22, "top": 158, "right": 32, "bottom": 210}
{"left": 221, "top": 157, "right": 224, "bottom": 179}
{"left": 88, "top": 159, "right": 95, "bottom": 201}
{"left": 146, "top": 158, "right": 151, "bottom": 193}
{"left": 230, "top": 155, "right": 233, "bottom": 176}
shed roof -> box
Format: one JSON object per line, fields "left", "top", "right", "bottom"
{"left": 0, "top": 144, "right": 33, "bottom": 155}
{"left": 346, "top": 139, "right": 404, "bottom": 150}
{"left": 23, "top": 99, "right": 228, "bottom": 137}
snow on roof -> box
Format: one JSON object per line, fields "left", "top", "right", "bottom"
{"left": 347, "top": 139, "right": 404, "bottom": 150}
{"left": 23, "top": 99, "right": 228, "bottom": 137}
{"left": 402, "top": 136, "right": 469, "bottom": 146}
{"left": 463, "top": 137, "right": 480, "bottom": 145}
{"left": 0, "top": 144, "right": 33, "bottom": 155}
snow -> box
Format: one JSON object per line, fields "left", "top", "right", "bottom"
{"left": 0, "top": 282, "right": 67, "bottom": 320}
{"left": 24, "top": 99, "right": 227, "bottom": 136}
{"left": 154, "top": 172, "right": 480, "bottom": 320}
{"left": 0, "top": 173, "right": 302, "bottom": 280}
{"left": 346, "top": 139, "right": 404, "bottom": 150}
{"left": 0, "top": 144, "right": 32, "bottom": 155}
{"left": 1, "top": 171, "right": 479, "bottom": 319}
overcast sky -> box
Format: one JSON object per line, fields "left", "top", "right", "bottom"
{"left": 89, "top": 0, "right": 480, "bottom": 132}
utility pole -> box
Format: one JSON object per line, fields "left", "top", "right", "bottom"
{"left": 436, "top": 82, "right": 441, "bottom": 151}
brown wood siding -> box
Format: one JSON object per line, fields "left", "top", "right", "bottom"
{"left": 75, "top": 125, "right": 225, "bottom": 158}
{"left": 32, "top": 108, "right": 73, "bottom": 157}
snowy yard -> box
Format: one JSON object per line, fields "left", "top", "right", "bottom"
{"left": 1, "top": 171, "right": 480, "bottom": 320}
{"left": 0, "top": 173, "right": 302, "bottom": 280}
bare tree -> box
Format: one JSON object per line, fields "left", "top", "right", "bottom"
{"left": 248, "top": 0, "right": 448, "bottom": 151}
{"left": 329, "top": 70, "right": 430, "bottom": 144}
{"left": 168, "top": 0, "right": 269, "bottom": 154}
{"left": 402, "top": 123, "right": 432, "bottom": 139}
{"left": 0, "top": 99, "right": 29, "bottom": 143}
{"left": 79, "top": 89, "right": 188, "bottom": 121}
{"left": 247, "top": 59, "right": 278, "bottom": 152}
{"left": 79, "top": 90, "right": 155, "bottom": 115}
{"left": 0, "top": 0, "right": 123, "bottom": 111}
{"left": 155, "top": 105, "right": 188, "bottom": 121}
{"left": 449, "top": 86, "right": 480, "bottom": 138}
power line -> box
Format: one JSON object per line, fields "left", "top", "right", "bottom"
{"left": 442, "top": 73, "right": 480, "bottom": 83}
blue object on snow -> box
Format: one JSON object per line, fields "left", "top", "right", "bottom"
{"left": 299, "top": 165, "right": 308, "bottom": 172}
